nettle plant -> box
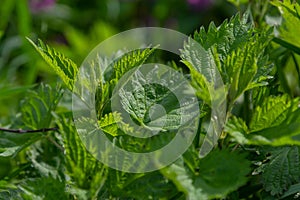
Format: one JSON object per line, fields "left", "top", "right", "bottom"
{"left": 1, "top": 1, "right": 300, "bottom": 199}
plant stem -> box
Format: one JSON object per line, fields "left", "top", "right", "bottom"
{"left": 0, "top": 127, "right": 58, "bottom": 134}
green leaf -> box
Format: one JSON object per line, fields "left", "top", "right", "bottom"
{"left": 20, "top": 84, "right": 63, "bottom": 129}
{"left": 225, "top": 42, "right": 258, "bottom": 101}
{"left": 271, "top": 0, "right": 300, "bottom": 51}
{"left": 262, "top": 146, "right": 300, "bottom": 196}
{"left": 98, "top": 112, "right": 132, "bottom": 137}
{"left": 281, "top": 182, "right": 300, "bottom": 199}
{"left": 56, "top": 116, "right": 107, "bottom": 198}
{"left": 95, "top": 79, "right": 116, "bottom": 119}
{"left": 195, "top": 150, "right": 251, "bottom": 198}
{"left": 115, "top": 66, "right": 199, "bottom": 133}
{"left": 248, "top": 95, "right": 300, "bottom": 145}
{"left": 27, "top": 38, "right": 78, "bottom": 90}
{"left": 103, "top": 169, "right": 178, "bottom": 199}
{"left": 184, "top": 63, "right": 212, "bottom": 104}
{"left": 95, "top": 48, "right": 157, "bottom": 118}
{"left": 226, "top": 95, "right": 300, "bottom": 146}
{"left": 107, "top": 47, "right": 157, "bottom": 81}
{"left": 188, "top": 12, "right": 272, "bottom": 106}
{"left": 118, "top": 172, "right": 178, "bottom": 199}
{"left": 251, "top": 108, "right": 300, "bottom": 146}
{"left": 225, "top": 116, "right": 249, "bottom": 145}
{"left": 161, "top": 158, "right": 207, "bottom": 200}
{"left": 0, "top": 132, "right": 42, "bottom": 158}
{"left": 193, "top": 12, "right": 252, "bottom": 59}
{"left": 181, "top": 42, "right": 218, "bottom": 84}
{"left": 19, "top": 177, "right": 67, "bottom": 200}
{"left": 0, "top": 84, "right": 62, "bottom": 158}
{"left": 180, "top": 46, "right": 225, "bottom": 107}
{"left": 0, "top": 146, "right": 19, "bottom": 157}
{"left": 181, "top": 40, "right": 227, "bottom": 158}
{"left": 250, "top": 95, "right": 298, "bottom": 132}
{"left": 27, "top": 143, "right": 63, "bottom": 179}
{"left": 225, "top": 32, "right": 272, "bottom": 103}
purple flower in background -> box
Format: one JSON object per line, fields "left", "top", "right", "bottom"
{"left": 187, "top": 0, "right": 213, "bottom": 10}
{"left": 29, "top": 0, "right": 56, "bottom": 13}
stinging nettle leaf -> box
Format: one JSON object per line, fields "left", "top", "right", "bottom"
{"left": 281, "top": 182, "right": 300, "bottom": 199}
{"left": 98, "top": 112, "right": 132, "bottom": 137}
{"left": 189, "top": 12, "right": 272, "bottom": 107}
{"left": 95, "top": 47, "right": 157, "bottom": 118}
{"left": 261, "top": 146, "right": 300, "bottom": 196}
{"left": 226, "top": 43, "right": 258, "bottom": 102}
{"left": 56, "top": 116, "right": 107, "bottom": 197}
{"left": 195, "top": 149, "right": 251, "bottom": 199}
{"left": 181, "top": 40, "right": 218, "bottom": 84}
{"left": 192, "top": 12, "right": 252, "bottom": 59}
{"left": 113, "top": 65, "right": 199, "bottom": 136}
{"left": 250, "top": 94, "right": 298, "bottom": 132}
{"left": 225, "top": 95, "right": 300, "bottom": 146}
{"left": 20, "top": 84, "right": 63, "bottom": 130}
{"left": 225, "top": 116, "right": 249, "bottom": 145}
{"left": 107, "top": 47, "right": 157, "bottom": 81}
{"left": 27, "top": 38, "right": 78, "bottom": 90}
{"left": 19, "top": 177, "right": 68, "bottom": 200}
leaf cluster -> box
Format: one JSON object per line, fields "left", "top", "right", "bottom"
{"left": 1, "top": 2, "right": 300, "bottom": 199}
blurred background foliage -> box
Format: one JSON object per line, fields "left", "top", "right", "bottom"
{"left": 0, "top": 0, "right": 238, "bottom": 120}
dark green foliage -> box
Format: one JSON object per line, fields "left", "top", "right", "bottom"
{"left": 195, "top": 150, "right": 251, "bottom": 198}
{"left": 261, "top": 146, "right": 300, "bottom": 196}
{"left": 20, "top": 177, "right": 68, "bottom": 200}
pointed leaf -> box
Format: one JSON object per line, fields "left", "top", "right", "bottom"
{"left": 27, "top": 38, "right": 78, "bottom": 90}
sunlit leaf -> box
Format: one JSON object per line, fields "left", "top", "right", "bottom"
{"left": 27, "top": 38, "right": 78, "bottom": 90}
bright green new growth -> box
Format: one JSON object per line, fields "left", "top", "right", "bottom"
{"left": 27, "top": 38, "right": 78, "bottom": 91}
{"left": 226, "top": 94, "right": 300, "bottom": 146}
{"left": 182, "top": 13, "right": 273, "bottom": 108}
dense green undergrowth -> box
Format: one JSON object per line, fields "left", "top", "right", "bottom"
{"left": 1, "top": 0, "right": 300, "bottom": 199}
